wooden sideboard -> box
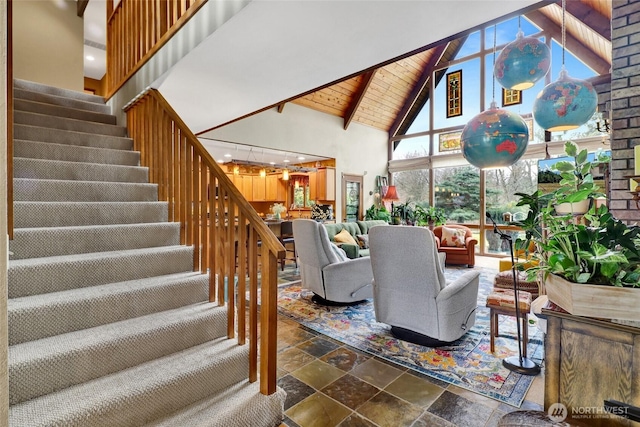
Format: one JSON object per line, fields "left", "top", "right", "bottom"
{"left": 544, "top": 309, "right": 640, "bottom": 426}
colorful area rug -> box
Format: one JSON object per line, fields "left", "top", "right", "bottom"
{"left": 277, "top": 266, "right": 544, "bottom": 407}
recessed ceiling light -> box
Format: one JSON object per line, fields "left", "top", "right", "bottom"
{"left": 297, "top": 156, "right": 305, "bottom": 160}
{"left": 269, "top": 161, "right": 276, "bottom": 165}
{"left": 283, "top": 159, "right": 290, "bottom": 163}
{"left": 217, "top": 159, "right": 224, "bottom": 164}
{"left": 223, "top": 153, "right": 232, "bottom": 158}
{"left": 86, "top": 55, "right": 95, "bottom": 61}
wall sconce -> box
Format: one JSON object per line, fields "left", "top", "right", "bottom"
{"left": 282, "top": 169, "right": 289, "bottom": 181}
{"left": 259, "top": 168, "right": 266, "bottom": 178}
{"left": 233, "top": 165, "right": 240, "bottom": 175}
{"left": 294, "top": 180, "right": 299, "bottom": 189}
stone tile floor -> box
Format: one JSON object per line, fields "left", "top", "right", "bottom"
{"left": 276, "top": 257, "right": 545, "bottom": 427}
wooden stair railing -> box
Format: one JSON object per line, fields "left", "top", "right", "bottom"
{"left": 124, "top": 89, "right": 285, "bottom": 395}
{"left": 106, "top": 0, "right": 207, "bottom": 99}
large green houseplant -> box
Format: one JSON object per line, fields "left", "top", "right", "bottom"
{"left": 513, "top": 142, "right": 640, "bottom": 320}
{"left": 515, "top": 141, "right": 640, "bottom": 286}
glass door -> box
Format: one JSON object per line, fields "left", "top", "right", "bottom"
{"left": 342, "top": 174, "right": 363, "bottom": 222}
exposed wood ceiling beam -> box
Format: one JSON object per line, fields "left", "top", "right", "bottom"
{"left": 77, "top": 0, "right": 89, "bottom": 17}
{"left": 525, "top": 9, "right": 611, "bottom": 75}
{"left": 561, "top": 0, "right": 611, "bottom": 41}
{"left": 388, "top": 44, "right": 449, "bottom": 139}
{"left": 343, "top": 70, "right": 377, "bottom": 130}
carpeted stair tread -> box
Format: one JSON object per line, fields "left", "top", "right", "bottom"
{"left": 14, "top": 157, "right": 148, "bottom": 183}
{"left": 14, "top": 78, "right": 106, "bottom": 104}
{"left": 9, "top": 222, "right": 180, "bottom": 260}
{"left": 15, "top": 110, "right": 127, "bottom": 137}
{"left": 8, "top": 272, "right": 209, "bottom": 344}
{"left": 14, "top": 139, "right": 140, "bottom": 166}
{"left": 10, "top": 303, "right": 227, "bottom": 405}
{"left": 9, "top": 338, "right": 249, "bottom": 427}
{"left": 15, "top": 124, "right": 133, "bottom": 150}
{"left": 14, "top": 87, "right": 111, "bottom": 114}
{"left": 14, "top": 178, "right": 158, "bottom": 202}
{"left": 144, "top": 381, "right": 286, "bottom": 427}
{"left": 14, "top": 98, "right": 117, "bottom": 125}
{"left": 8, "top": 245, "right": 194, "bottom": 298}
{"left": 13, "top": 201, "right": 168, "bottom": 227}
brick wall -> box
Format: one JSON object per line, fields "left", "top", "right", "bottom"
{"left": 610, "top": 0, "right": 640, "bottom": 223}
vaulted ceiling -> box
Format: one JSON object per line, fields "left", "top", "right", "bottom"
{"left": 283, "top": 0, "right": 612, "bottom": 139}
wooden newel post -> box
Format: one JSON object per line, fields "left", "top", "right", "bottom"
{"left": 259, "top": 247, "right": 278, "bottom": 395}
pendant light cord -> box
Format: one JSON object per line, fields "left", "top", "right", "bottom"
{"left": 562, "top": 0, "right": 566, "bottom": 66}
{"left": 492, "top": 24, "right": 497, "bottom": 103}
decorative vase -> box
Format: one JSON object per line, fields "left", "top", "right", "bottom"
{"left": 274, "top": 212, "right": 281, "bottom": 220}
{"left": 545, "top": 273, "right": 640, "bottom": 321}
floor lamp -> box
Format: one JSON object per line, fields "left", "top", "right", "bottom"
{"left": 486, "top": 212, "right": 540, "bottom": 375}
{"left": 383, "top": 186, "right": 400, "bottom": 221}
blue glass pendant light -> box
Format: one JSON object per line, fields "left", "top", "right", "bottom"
{"left": 494, "top": 21, "right": 551, "bottom": 90}
{"left": 532, "top": 0, "right": 597, "bottom": 131}
{"left": 462, "top": 26, "right": 530, "bottom": 169}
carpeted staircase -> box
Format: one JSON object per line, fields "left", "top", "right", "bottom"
{"left": 7, "top": 79, "right": 285, "bottom": 426}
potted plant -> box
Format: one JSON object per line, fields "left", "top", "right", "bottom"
{"left": 549, "top": 141, "right": 608, "bottom": 214}
{"left": 392, "top": 201, "right": 414, "bottom": 225}
{"left": 365, "top": 204, "right": 391, "bottom": 223}
{"left": 415, "top": 205, "right": 447, "bottom": 229}
{"left": 271, "top": 203, "right": 287, "bottom": 220}
{"left": 512, "top": 142, "right": 640, "bottom": 321}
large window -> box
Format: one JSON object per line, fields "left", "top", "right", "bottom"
{"left": 388, "top": 14, "right": 603, "bottom": 256}
{"left": 434, "top": 166, "right": 480, "bottom": 225}
{"left": 484, "top": 160, "right": 538, "bottom": 254}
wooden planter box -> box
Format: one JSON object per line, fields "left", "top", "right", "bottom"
{"left": 546, "top": 273, "right": 640, "bottom": 321}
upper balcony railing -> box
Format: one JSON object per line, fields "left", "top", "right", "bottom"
{"left": 106, "top": 0, "right": 207, "bottom": 98}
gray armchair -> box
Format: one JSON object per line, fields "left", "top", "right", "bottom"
{"left": 369, "top": 225, "right": 480, "bottom": 346}
{"left": 292, "top": 219, "right": 373, "bottom": 304}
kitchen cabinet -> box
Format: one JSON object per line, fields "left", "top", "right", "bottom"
{"left": 252, "top": 175, "right": 266, "bottom": 201}
{"left": 310, "top": 167, "right": 335, "bottom": 202}
{"left": 266, "top": 174, "right": 286, "bottom": 201}
{"left": 226, "top": 174, "right": 253, "bottom": 201}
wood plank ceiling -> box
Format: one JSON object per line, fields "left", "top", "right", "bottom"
{"left": 285, "top": 0, "right": 612, "bottom": 139}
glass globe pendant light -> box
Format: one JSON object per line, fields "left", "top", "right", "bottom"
{"left": 462, "top": 26, "right": 529, "bottom": 169}
{"left": 533, "top": 0, "right": 597, "bottom": 132}
{"left": 494, "top": 18, "right": 551, "bottom": 90}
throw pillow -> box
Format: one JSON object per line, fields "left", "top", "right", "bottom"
{"left": 441, "top": 226, "right": 466, "bottom": 247}
{"left": 355, "top": 234, "right": 369, "bottom": 249}
{"left": 333, "top": 228, "right": 358, "bottom": 246}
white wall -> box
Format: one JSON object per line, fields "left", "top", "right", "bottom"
{"left": 13, "top": 0, "right": 83, "bottom": 91}
{"left": 199, "top": 103, "right": 388, "bottom": 221}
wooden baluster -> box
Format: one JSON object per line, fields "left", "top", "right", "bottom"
{"left": 208, "top": 170, "right": 219, "bottom": 302}
{"left": 191, "top": 151, "right": 200, "bottom": 270}
{"left": 216, "top": 186, "right": 225, "bottom": 305}
{"left": 227, "top": 198, "right": 236, "bottom": 339}
{"left": 237, "top": 211, "right": 247, "bottom": 345}
{"left": 200, "top": 159, "right": 208, "bottom": 273}
{"left": 248, "top": 226, "right": 258, "bottom": 383}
